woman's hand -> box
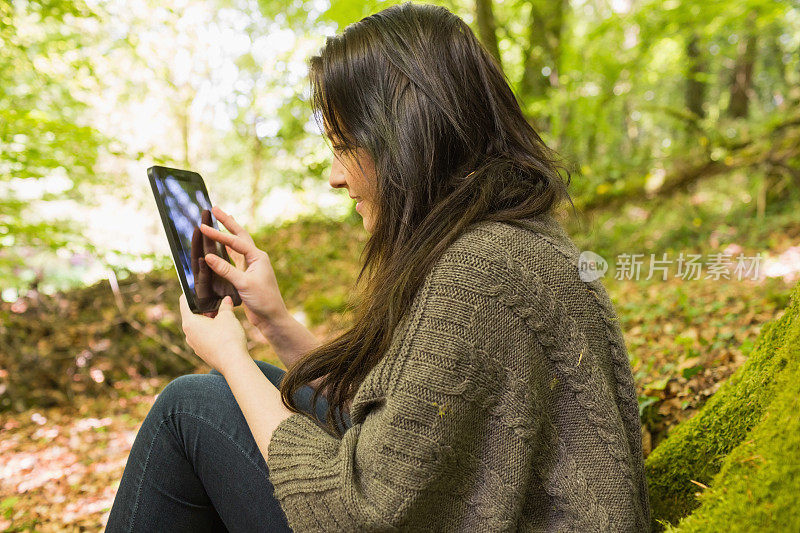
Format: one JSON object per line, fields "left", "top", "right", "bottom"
{"left": 198, "top": 206, "right": 288, "bottom": 332}
{"left": 178, "top": 293, "right": 250, "bottom": 375}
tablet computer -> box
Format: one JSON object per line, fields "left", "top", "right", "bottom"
{"left": 147, "top": 165, "right": 242, "bottom": 314}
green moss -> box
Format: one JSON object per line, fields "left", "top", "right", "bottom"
{"left": 645, "top": 280, "right": 800, "bottom": 528}
{"left": 668, "top": 321, "right": 800, "bottom": 531}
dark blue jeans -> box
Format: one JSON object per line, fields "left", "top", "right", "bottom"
{"left": 105, "top": 360, "right": 351, "bottom": 532}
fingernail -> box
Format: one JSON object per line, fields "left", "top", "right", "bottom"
{"left": 204, "top": 254, "right": 215, "bottom": 262}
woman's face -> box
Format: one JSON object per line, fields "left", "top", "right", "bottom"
{"left": 328, "top": 145, "right": 377, "bottom": 233}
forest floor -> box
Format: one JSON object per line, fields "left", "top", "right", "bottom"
{"left": 2, "top": 174, "right": 799, "bottom": 530}
{"left": 1, "top": 377, "right": 166, "bottom": 531}
{"left": 2, "top": 276, "right": 793, "bottom": 530}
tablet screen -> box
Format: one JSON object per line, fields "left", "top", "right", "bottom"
{"left": 151, "top": 172, "right": 213, "bottom": 293}
{"left": 148, "top": 166, "right": 240, "bottom": 313}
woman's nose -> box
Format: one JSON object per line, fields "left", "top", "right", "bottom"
{"left": 328, "top": 156, "right": 347, "bottom": 190}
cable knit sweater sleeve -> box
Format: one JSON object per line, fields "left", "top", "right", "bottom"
{"left": 265, "top": 247, "right": 507, "bottom": 532}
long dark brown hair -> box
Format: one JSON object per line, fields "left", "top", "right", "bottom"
{"left": 278, "top": 1, "right": 574, "bottom": 438}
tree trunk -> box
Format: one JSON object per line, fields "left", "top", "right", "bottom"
{"left": 727, "top": 18, "right": 757, "bottom": 119}
{"left": 250, "top": 121, "right": 264, "bottom": 221}
{"left": 686, "top": 33, "right": 707, "bottom": 119}
{"left": 517, "top": 0, "right": 568, "bottom": 121}
{"left": 474, "top": 0, "right": 502, "bottom": 69}
{"left": 178, "top": 98, "right": 191, "bottom": 167}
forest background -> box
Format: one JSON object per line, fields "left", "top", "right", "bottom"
{"left": 1, "top": 0, "right": 799, "bottom": 529}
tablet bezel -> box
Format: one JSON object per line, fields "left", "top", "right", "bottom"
{"left": 147, "top": 165, "right": 230, "bottom": 314}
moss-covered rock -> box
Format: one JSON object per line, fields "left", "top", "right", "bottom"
{"left": 646, "top": 280, "right": 800, "bottom": 529}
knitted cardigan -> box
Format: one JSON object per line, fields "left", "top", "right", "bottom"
{"left": 266, "top": 213, "right": 651, "bottom": 532}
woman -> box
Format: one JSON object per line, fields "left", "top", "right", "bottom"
{"left": 107, "top": 2, "right": 650, "bottom": 532}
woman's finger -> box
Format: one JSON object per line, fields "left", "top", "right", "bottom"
{"left": 199, "top": 224, "right": 261, "bottom": 264}
{"left": 178, "top": 293, "right": 192, "bottom": 323}
{"left": 204, "top": 253, "right": 246, "bottom": 287}
{"left": 211, "top": 206, "right": 247, "bottom": 238}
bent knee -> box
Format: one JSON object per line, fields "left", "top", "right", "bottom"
{"left": 154, "top": 373, "right": 236, "bottom": 415}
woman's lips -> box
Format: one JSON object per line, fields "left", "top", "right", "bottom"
{"left": 355, "top": 199, "right": 363, "bottom": 212}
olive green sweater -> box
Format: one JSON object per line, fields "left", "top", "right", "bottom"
{"left": 266, "top": 213, "right": 651, "bottom": 532}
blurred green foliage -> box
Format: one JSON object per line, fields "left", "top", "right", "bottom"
{"left": 1, "top": 0, "right": 799, "bottom": 292}
{"left": 0, "top": 0, "right": 105, "bottom": 287}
